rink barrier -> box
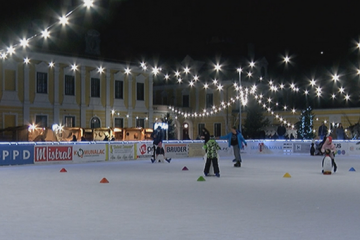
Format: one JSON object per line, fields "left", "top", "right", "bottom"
{"left": 0, "top": 139, "right": 359, "bottom": 166}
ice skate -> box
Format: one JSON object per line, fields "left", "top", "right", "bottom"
{"left": 234, "top": 161, "right": 241, "bottom": 167}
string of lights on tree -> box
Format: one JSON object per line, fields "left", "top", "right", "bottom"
{"left": 1, "top": 0, "right": 360, "bottom": 129}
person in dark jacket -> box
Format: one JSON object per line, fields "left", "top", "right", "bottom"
{"left": 151, "top": 126, "right": 163, "bottom": 161}
{"left": 336, "top": 123, "right": 345, "bottom": 140}
{"left": 200, "top": 127, "right": 210, "bottom": 144}
{"left": 277, "top": 123, "right": 286, "bottom": 139}
{"left": 219, "top": 126, "right": 247, "bottom": 167}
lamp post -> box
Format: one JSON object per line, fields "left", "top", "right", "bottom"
{"left": 237, "top": 68, "right": 242, "bottom": 132}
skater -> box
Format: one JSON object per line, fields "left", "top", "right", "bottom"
{"left": 321, "top": 136, "right": 337, "bottom": 172}
{"left": 315, "top": 136, "right": 327, "bottom": 155}
{"left": 154, "top": 142, "right": 171, "bottom": 163}
{"left": 204, "top": 135, "right": 221, "bottom": 177}
{"left": 201, "top": 127, "right": 210, "bottom": 156}
{"left": 219, "top": 126, "right": 247, "bottom": 167}
{"left": 310, "top": 142, "right": 315, "bottom": 156}
{"left": 200, "top": 127, "right": 210, "bottom": 145}
{"left": 151, "top": 126, "right": 164, "bottom": 162}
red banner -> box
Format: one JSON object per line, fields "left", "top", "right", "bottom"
{"left": 35, "top": 146, "right": 73, "bottom": 162}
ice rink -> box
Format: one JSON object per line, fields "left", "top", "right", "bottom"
{"left": 1, "top": 154, "right": 360, "bottom": 240}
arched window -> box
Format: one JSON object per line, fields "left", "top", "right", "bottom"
{"left": 91, "top": 117, "right": 101, "bottom": 128}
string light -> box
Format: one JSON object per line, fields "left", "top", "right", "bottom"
{"left": 0, "top": 0, "right": 356, "bottom": 128}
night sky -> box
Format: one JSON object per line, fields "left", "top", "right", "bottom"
{"left": 1, "top": 1, "right": 359, "bottom": 64}
{"left": 1, "top": 0, "right": 360, "bottom": 105}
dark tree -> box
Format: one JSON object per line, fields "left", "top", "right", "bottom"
{"left": 243, "top": 101, "right": 270, "bottom": 139}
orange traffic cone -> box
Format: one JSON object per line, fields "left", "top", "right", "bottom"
{"left": 60, "top": 168, "right": 67, "bottom": 172}
{"left": 100, "top": 178, "right": 109, "bottom": 183}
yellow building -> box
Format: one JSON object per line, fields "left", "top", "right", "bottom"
{"left": 154, "top": 74, "right": 360, "bottom": 140}
{"left": 0, "top": 51, "right": 154, "bottom": 133}
{"left": 2, "top": 52, "right": 359, "bottom": 141}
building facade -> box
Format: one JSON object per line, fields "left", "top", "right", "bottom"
{"left": 0, "top": 51, "right": 154, "bottom": 132}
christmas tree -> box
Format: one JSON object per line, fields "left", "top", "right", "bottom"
{"left": 295, "top": 106, "right": 315, "bottom": 139}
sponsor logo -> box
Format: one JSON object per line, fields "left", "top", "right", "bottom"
{"left": 264, "top": 145, "right": 283, "bottom": 150}
{"left": 139, "top": 144, "right": 147, "bottom": 155}
{"left": 1, "top": 150, "right": 31, "bottom": 161}
{"left": 74, "top": 148, "right": 105, "bottom": 158}
{"left": 35, "top": 146, "right": 73, "bottom": 162}
{"left": 166, "top": 145, "right": 187, "bottom": 153}
{"left": 337, "top": 150, "right": 346, "bottom": 155}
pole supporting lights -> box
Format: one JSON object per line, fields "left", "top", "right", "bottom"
{"left": 237, "top": 68, "right": 242, "bottom": 132}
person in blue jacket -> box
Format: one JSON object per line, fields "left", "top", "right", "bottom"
{"left": 219, "top": 126, "right": 247, "bottom": 167}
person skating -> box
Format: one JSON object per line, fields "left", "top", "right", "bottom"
{"left": 150, "top": 126, "right": 163, "bottom": 162}
{"left": 154, "top": 142, "right": 171, "bottom": 163}
{"left": 219, "top": 126, "right": 247, "bottom": 167}
{"left": 321, "top": 136, "right": 337, "bottom": 172}
{"left": 204, "top": 135, "right": 221, "bottom": 177}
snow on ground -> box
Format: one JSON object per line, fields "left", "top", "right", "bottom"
{"left": 0, "top": 154, "right": 360, "bottom": 240}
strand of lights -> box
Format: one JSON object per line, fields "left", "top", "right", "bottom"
{"left": 0, "top": 0, "right": 94, "bottom": 59}
{"left": 1, "top": 0, "right": 357, "bottom": 127}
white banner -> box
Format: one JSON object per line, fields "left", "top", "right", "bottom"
{"left": 109, "top": 143, "right": 135, "bottom": 161}
{"left": 163, "top": 143, "right": 189, "bottom": 158}
{"left": 73, "top": 144, "right": 107, "bottom": 163}
{"left": 217, "top": 142, "right": 233, "bottom": 157}
{"left": 135, "top": 142, "right": 154, "bottom": 159}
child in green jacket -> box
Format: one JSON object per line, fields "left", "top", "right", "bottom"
{"left": 204, "top": 135, "right": 221, "bottom": 177}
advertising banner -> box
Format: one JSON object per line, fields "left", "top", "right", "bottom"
{"left": 73, "top": 144, "right": 107, "bottom": 163}
{"left": 109, "top": 143, "right": 135, "bottom": 161}
{"left": 135, "top": 142, "right": 154, "bottom": 159}
{"left": 332, "top": 141, "right": 349, "bottom": 156}
{"left": 34, "top": 145, "right": 73, "bottom": 163}
{"left": 293, "top": 142, "right": 311, "bottom": 154}
{"left": 217, "top": 141, "right": 233, "bottom": 157}
{"left": 0, "top": 144, "right": 34, "bottom": 166}
{"left": 188, "top": 143, "right": 205, "bottom": 157}
{"left": 163, "top": 142, "right": 189, "bottom": 158}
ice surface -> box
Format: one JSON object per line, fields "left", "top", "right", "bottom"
{"left": 1, "top": 154, "right": 360, "bottom": 240}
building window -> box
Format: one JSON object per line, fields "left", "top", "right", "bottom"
{"left": 206, "top": 93, "right": 213, "bottom": 109}
{"left": 91, "top": 117, "right": 100, "bottom": 128}
{"left": 114, "top": 118, "right": 124, "bottom": 128}
{"left": 214, "top": 123, "right": 221, "bottom": 137}
{"left": 36, "top": 115, "right": 47, "bottom": 127}
{"left": 115, "top": 80, "right": 123, "bottom": 99}
{"left": 64, "top": 116, "right": 75, "bottom": 127}
{"left": 198, "top": 123, "right": 205, "bottom": 136}
{"left": 183, "top": 94, "right": 189, "bottom": 107}
{"left": 4, "top": 69, "right": 16, "bottom": 91}
{"left": 136, "top": 118, "right": 145, "bottom": 128}
{"left": 37, "top": 72, "right": 47, "bottom": 93}
{"left": 137, "top": 82, "right": 144, "bottom": 101}
{"left": 65, "top": 75, "right": 75, "bottom": 96}
{"left": 91, "top": 78, "right": 100, "bottom": 97}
